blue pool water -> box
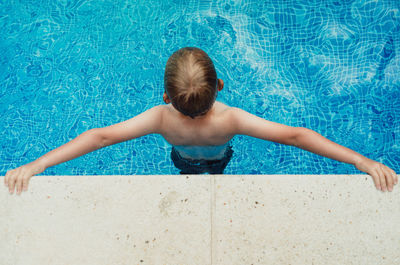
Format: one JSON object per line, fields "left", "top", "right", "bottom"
{"left": 1, "top": 0, "right": 399, "bottom": 175}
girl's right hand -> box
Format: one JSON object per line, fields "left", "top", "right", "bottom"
{"left": 354, "top": 157, "right": 398, "bottom": 192}
{"left": 4, "top": 160, "right": 46, "bottom": 195}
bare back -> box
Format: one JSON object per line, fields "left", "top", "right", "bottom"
{"left": 159, "top": 101, "right": 235, "bottom": 146}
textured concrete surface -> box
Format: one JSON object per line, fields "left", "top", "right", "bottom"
{"left": 1, "top": 174, "right": 399, "bottom": 265}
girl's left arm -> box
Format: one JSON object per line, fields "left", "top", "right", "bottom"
{"left": 294, "top": 127, "right": 398, "bottom": 192}
{"left": 227, "top": 107, "right": 397, "bottom": 192}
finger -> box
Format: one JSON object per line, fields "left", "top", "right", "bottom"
{"left": 390, "top": 169, "right": 398, "bottom": 185}
{"left": 382, "top": 166, "right": 394, "bottom": 192}
{"left": 5, "top": 170, "right": 11, "bottom": 187}
{"left": 16, "top": 175, "right": 23, "bottom": 195}
{"left": 384, "top": 166, "right": 396, "bottom": 189}
{"left": 376, "top": 168, "right": 387, "bottom": 192}
{"left": 6, "top": 172, "right": 12, "bottom": 190}
{"left": 7, "top": 170, "right": 18, "bottom": 188}
{"left": 9, "top": 174, "right": 16, "bottom": 194}
{"left": 4, "top": 171, "right": 8, "bottom": 186}
{"left": 22, "top": 176, "right": 29, "bottom": 192}
{"left": 370, "top": 170, "right": 381, "bottom": 191}
{"left": 18, "top": 173, "right": 29, "bottom": 194}
{"left": 385, "top": 166, "right": 398, "bottom": 185}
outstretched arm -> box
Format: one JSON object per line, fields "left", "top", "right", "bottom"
{"left": 4, "top": 105, "right": 164, "bottom": 195}
{"left": 229, "top": 107, "right": 398, "bottom": 192}
{"left": 294, "top": 127, "right": 397, "bottom": 192}
{"left": 96, "top": 105, "right": 163, "bottom": 147}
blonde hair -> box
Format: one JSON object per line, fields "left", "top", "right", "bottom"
{"left": 164, "top": 47, "right": 218, "bottom": 119}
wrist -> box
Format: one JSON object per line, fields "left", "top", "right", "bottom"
{"left": 31, "top": 158, "right": 47, "bottom": 174}
{"left": 352, "top": 154, "right": 365, "bottom": 166}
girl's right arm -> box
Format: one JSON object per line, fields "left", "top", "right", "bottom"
{"left": 4, "top": 105, "right": 164, "bottom": 195}
{"left": 4, "top": 128, "right": 103, "bottom": 195}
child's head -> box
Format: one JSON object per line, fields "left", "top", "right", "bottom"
{"left": 164, "top": 47, "right": 220, "bottom": 119}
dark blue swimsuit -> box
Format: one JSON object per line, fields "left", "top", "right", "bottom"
{"left": 170, "top": 143, "right": 234, "bottom": 174}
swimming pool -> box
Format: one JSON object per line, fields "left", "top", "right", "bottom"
{"left": 1, "top": 0, "right": 399, "bottom": 175}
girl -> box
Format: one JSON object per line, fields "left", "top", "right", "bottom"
{"left": 4, "top": 47, "right": 398, "bottom": 195}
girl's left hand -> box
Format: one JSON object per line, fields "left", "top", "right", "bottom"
{"left": 355, "top": 157, "right": 398, "bottom": 192}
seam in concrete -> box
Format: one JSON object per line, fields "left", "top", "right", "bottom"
{"left": 210, "top": 174, "right": 215, "bottom": 265}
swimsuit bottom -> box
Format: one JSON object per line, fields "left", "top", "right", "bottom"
{"left": 170, "top": 145, "right": 234, "bottom": 174}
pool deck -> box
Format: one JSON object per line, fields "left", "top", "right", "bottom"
{"left": 1, "top": 174, "right": 399, "bottom": 264}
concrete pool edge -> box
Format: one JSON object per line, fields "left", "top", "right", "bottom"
{"left": 1, "top": 174, "right": 399, "bottom": 264}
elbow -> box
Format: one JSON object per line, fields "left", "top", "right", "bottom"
{"left": 87, "top": 128, "right": 107, "bottom": 149}
{"left": 292, "top": 127, "right": 309, "bottom": 147}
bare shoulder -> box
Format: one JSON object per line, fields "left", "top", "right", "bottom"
{"left": 142, "top": 104, "right": 166, "bottom": 123}
{"left": 212, "top": 102, "right": 238, "bottom": 134}
{"left": 215, "top": 102, "right": 238, "bottom": 118}
{"left": 214, "top": 100, "right": 230, "bottom": 108}
{"left": 214, "top": 101, "right": 233, "bottom": 114}
{"left": 96, "top": 104, "right": 166, "bottom": 147}
{"left": 153, "top": 104, "right": 166, "bottom": 116}
{"left": 225, "top": 106, "right": 300, "bottom": 145}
